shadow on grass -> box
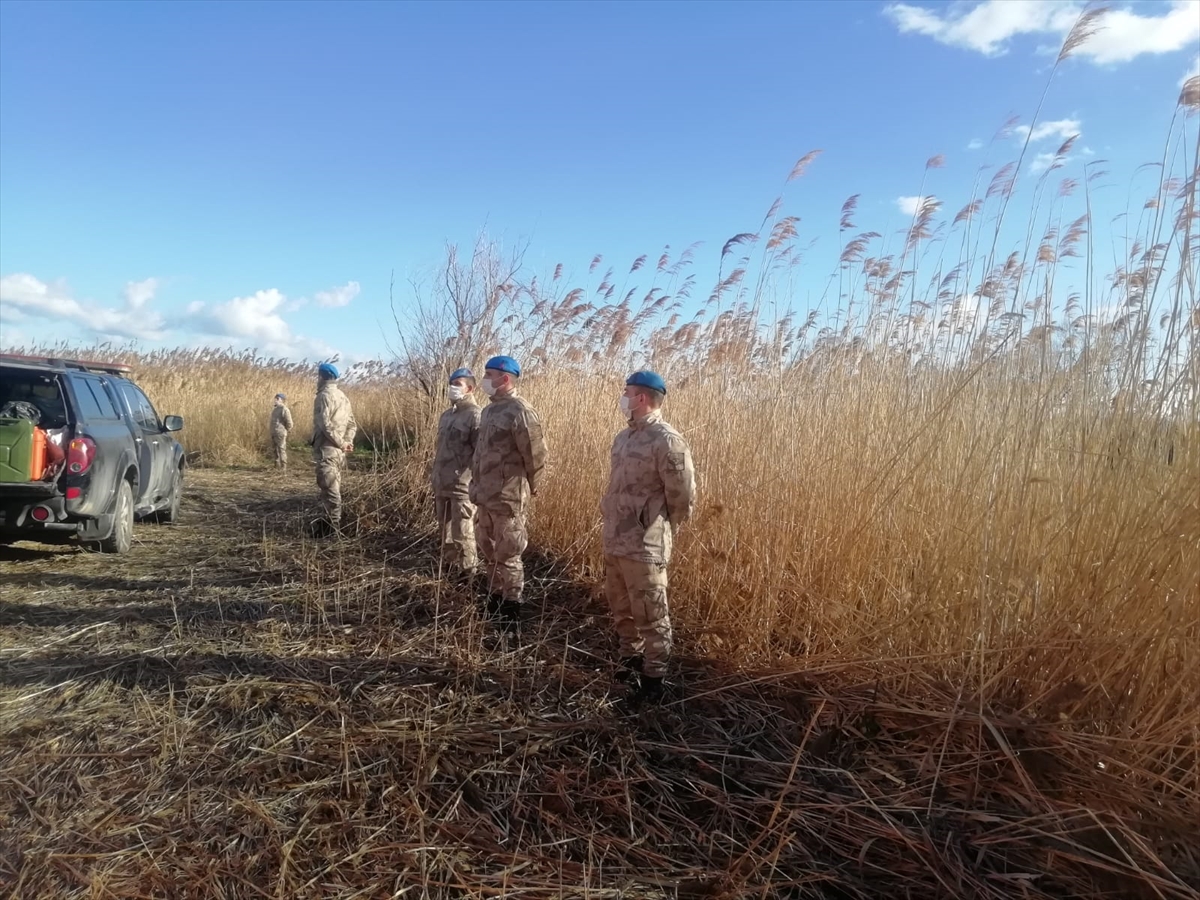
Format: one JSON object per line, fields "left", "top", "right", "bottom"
{"left": 0, "top": 542, "right": 79, "bottom": 562}
{"left": 0, "top": 649, "right": 457, "bottom": 694}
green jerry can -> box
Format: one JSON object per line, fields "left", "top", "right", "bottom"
{"left": 0, "top": 417, "right": 37, "bottom": 483}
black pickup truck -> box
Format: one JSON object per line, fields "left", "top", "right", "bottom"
{"left": 0, "top": 354, "right": 186, "bottom": 553}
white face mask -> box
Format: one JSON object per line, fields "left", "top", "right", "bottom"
{"left": 481, "top": 378, "right": 497, "bottom": 397}
{"left": 619, "top": 395, "right": 634, "bottom": 416}
{"left": 448, "top": 385, "right": 466, "bottom": 402}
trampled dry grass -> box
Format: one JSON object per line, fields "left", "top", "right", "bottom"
{"left": 2, "top": 465, "right": 1197, "bottom": 898}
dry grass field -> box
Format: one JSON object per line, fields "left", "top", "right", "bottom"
{"left": 1, "top": 466, "right": 1196, "bottom": 898}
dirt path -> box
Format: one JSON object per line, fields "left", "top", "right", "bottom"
{"left": 0, "top": 468, "right": 300, "bottom": 625}
{"left": 1, "top": 468, "right": 1195, "bottom": 899}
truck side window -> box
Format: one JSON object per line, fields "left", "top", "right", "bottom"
{"left": 72, "top": 378, "right": 105, "bottom": 420}
{"left": 118, "top": 382, "right": 159, "bottom": 434}
{"left": 76, "top": 376, "right": 121, "bottom": 420}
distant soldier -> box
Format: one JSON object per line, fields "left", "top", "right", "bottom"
{"left": 311, "top": 363, "right": 356, "bottom": 537}
{"left": 270, "top": 393, "right": 294, "bottom": 469}
{"left": 470, "top": 355, "right": 548, "bottom": 633}
{"left": 601, "top": 370, "right": 696, "bottom": 705}
{"left": 432, "top": 367, "right": 482, "bottom": 581}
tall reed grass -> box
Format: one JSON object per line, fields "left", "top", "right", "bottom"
{"left": 392, "top": 64, "right": 1200, "bottom": 788}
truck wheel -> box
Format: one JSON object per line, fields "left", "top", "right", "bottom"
{"left": 158, "top": 467, "right": 182, "bottom": 524}
{"left": 99, "top": 480, "right": 133, "bottom": 554}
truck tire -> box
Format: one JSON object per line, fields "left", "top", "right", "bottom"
{"left": 157, "top": 467, "right": 182, "bottom": 524}
{"left": 99, "top": 480, "right": 133, "bottom": 554}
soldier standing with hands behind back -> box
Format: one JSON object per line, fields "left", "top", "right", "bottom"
{"left": 601, "top": 370, "right": 696, "bottom": 705}
{"left": 470, "top": 355, "right": 548, "bottom": 635}
{"left": 432, "top": 367, "right": 482, "bottom": 582}
{"left": 270, "top": 392, "right": 293, "bottom": 470}
{"left": 311, "top": 362, "right": 356, "bottom": 538}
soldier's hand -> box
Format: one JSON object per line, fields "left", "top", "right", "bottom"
{"left": 343, "top": 443, "right": 353, "bottom": 452}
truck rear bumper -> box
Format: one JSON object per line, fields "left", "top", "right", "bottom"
{"left": 0, "top": 491, "right": 113, "bottom": 542}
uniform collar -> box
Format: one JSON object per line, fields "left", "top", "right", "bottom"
{"left": 629, "top": 408, "right": 663, "bottom": 431}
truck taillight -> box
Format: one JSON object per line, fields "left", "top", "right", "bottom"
{"left": 67, "top": 437, "right": 97, "bottom": 474}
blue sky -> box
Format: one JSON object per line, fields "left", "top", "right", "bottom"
{"left": 1, "top": 0, "right": 1197, "bottom": 364}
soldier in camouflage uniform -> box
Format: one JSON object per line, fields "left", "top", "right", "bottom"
{"left": 311, "top": 363, "right": 356, "bottom": 537}
{"left": 470, "top": 355, "right": 548, "bottom": 632}
{"left": 601, "top": 370, "right": 696, "bottom": 705}
{"left": 432, "top": 367, "right": 481, "bottom": 580}
{"left": 270, "top": 393, "right": 294, "bottom": 470}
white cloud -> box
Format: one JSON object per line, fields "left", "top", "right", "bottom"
{"left": 885, "top": 0, "right": 1079, "bottom": 56}
{"left": 314, "top": 281, "right": 361, "bottom": 309}
{"left": 1013, "top": 118, "right": 1081, "bottom": 143}
{"left": 122, "top": 277, "right": 159, "bottom": 310}
{"left": 884, "top": 0, "right": 1200, "bottom": 65}
{"left": 188, "top": 288, "right": 292, "bottom": 345}
{"left": 0, "top": 272, "right": 166, "bottom": 341}
{"left": 967, "top": 138, "right": 985, "bottom": 150}
{"left": 896, "top": 195, "right": 929, "bottom": 216}
{"left": 1029, "top": 151, "right": 1061, "bottom": 173}
{"left": 185, "top": 288, "right": 342, "bottom": 361}
{"left": 1082, "top": 1, "right": 1200, "bottom": 65}
{"left": 1, "top": 272, "right": 353, "bottom": 362}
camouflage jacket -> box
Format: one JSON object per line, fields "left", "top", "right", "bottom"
{"left": 432, "top": 396, "right": 481, "bottom": 497}
{"left": 312, "top": 382, "right": 357, "bottom": 459}
{"left": 469, "top": 392, "right": 547, "bottom": 516}
{"left": 270, "top": 404, "right": 294, "bottom": 436}
{"left": 600, "top": 409, "right": 696, "bottom": 565}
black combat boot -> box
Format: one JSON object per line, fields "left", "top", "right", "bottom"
{"left": 615, "top": 656, "right": 644, "bottom": 684}
{"left": 632, "top": 674, "right": 665, "bottom": 706}
{"left": 498, "top": 599, "right": 522, "bottom": 635}
{"left": 485, "top": 592, "right": 503, "bottom": 617}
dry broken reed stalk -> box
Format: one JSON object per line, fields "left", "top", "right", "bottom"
{"left": 0, "top": 343, "right": 420, "bottom": 466}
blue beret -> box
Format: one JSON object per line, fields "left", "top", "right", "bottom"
{"left": 449, "top": 367, "right": 475, "bottom": 382}
{"left": 626, "top": 370, "right": 666, "bottom": 395}
{"left": 318, "top": 362, "right": 340, "bottom": 380}
{"left": 485, "top": 355, "right": 521, "bottom": 377}
{"left": 275, "top": 393, "right": 286, "bottom": 400}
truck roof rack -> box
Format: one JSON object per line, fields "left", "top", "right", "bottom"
{"left": 0, "top": 353, "right": 134, "bottom": 376}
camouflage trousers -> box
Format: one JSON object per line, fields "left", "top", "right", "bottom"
{"left": 475, "top": 507, "right": 528, "bottom": 602}
{"left": 272, "top": 429, "right": 288, "bottom": 469}
{"left": 435, "top": 492, "right": 478, "bottom": 575}
{"left": 604, "top": 555, "right": 672, "bottom": 678}
{"left": 314, "top": 449, "right": 345, "bottom": 525}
